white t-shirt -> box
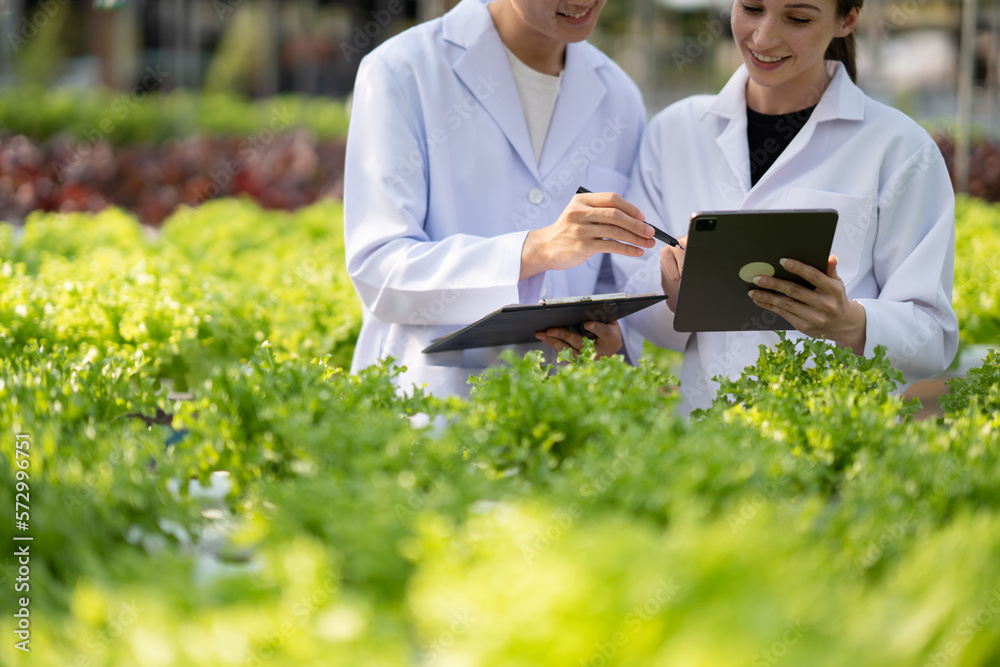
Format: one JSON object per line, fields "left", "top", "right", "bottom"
{"left": 504, "top": 46, "right": 562, "bottom": 164}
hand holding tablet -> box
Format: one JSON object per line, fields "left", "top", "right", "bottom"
{"left": 671, "top": 209, "right": 839, "bottom": 332}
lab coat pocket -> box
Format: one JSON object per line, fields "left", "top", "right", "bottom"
{"left": 780, "top": 187, "right": 875, "bottom": 288}
{"left": 585, "top": 164, "right": 629, "bottom": 196}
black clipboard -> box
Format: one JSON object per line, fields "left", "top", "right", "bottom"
{"left": 673, "top": 209, "right": 838, "bottom": 332}
{"left": 422, "top": 293, "right": 669, "bottom": 353}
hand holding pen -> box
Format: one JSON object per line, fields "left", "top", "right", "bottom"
{"left": 519, "top": 187, "right": 655, "bottom": 280}
{"left": 576, "top": 187, "right": 684, "bottom": 249}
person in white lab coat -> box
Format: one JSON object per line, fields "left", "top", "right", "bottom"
{"left": 344, "top": 0, "right": 657, "bottom": 397}
{"left": 610, "top": 0, "right": 959, "bottom": 413}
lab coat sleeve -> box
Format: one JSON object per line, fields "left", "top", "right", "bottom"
{"left": 856, "top": 139, "right": 959, "bottom": 382}
{"left": 613, "top": 118, "right": 693, "bottom": 353}
{"left": 344, "top": 54, "right": 529, "bottom": 327}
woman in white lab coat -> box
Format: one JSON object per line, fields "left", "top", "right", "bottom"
{"left": 344, "top": 0, "right": 656, "bottom": 397}
{"left": 611, "top": 0, "right": 959, "bottom": 413}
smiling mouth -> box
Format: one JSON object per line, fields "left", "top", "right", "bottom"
{"left": 558, "top": 5, "right": 593, "bottom": 19}
{"left": 749, "top": 48, "right": 789, "bottom": 63}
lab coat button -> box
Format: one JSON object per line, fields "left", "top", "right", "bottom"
{"left": 528, "top": 188, "right": 544, "bottom": 205}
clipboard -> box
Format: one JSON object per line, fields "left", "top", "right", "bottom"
{"left": 673, "top": 209, "right": 838, "bottom": 332}
{"left": 422, "top": 293, "right": 669, "bottom": 354}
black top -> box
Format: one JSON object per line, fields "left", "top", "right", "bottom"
{"left": 746, "top": 104, "right": 816, "bottom": 186}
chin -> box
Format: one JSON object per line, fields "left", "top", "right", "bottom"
{"left": 553, "top": 26, "right": 597, "bottom": 43}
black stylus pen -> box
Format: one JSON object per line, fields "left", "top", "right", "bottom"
{"left": 576, "top": 186, "right": 684, "bottom": 250}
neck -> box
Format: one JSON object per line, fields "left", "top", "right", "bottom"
{"left": 745, "top": 64, "right": 832, "bottom": 115}
{"left": 489, "top": 0, "right": 566, "bottom": 76}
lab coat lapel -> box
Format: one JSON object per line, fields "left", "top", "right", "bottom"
{"left": 538, "top": 42, "right": 606, "bottom": 178}
{"left": 707, "top": 67, "right": 752, "bottom": 194}
{"left": 446, "top": 0, "right": 539, "bottom": 179}
{"left": 715, "top": 113, "right": 751, "bottom": 195}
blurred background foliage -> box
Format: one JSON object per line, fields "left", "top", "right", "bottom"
{"left": 0, "top": 0, "right": 997, "bottom": 226}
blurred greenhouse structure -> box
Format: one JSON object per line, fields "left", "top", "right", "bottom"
{"left": 0, "top": 0, "right": 996, "bottom": 207}
{"left": 0, "top": 0, "right": 996, "bottom": 117}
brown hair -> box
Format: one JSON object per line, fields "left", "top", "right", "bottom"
{"left": 824, "top": 0, "right": 863, "bottom": 82}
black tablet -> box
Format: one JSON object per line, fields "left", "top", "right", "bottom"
{"left": 423, "top": 293, "right": 669, "bottom": 353}
{"left": 672, "top": 209, "right": 838, "bottom": 332}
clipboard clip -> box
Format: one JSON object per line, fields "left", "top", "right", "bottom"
{"left": 539, "top": 293, "right": 627, "bottom": 306}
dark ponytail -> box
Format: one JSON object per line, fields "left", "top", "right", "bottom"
{"left": 825, "top": 34, "right": 858, "bottom": 83}
{"left": 824, "top": 0, "right": 863, "bottom": 83}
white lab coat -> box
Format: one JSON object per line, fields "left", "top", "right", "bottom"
{"left": 344, "top": 0, "right": 646, "bottom": 396}
{"left": 616, "top": 62, "right": 958, "bottom": 413}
